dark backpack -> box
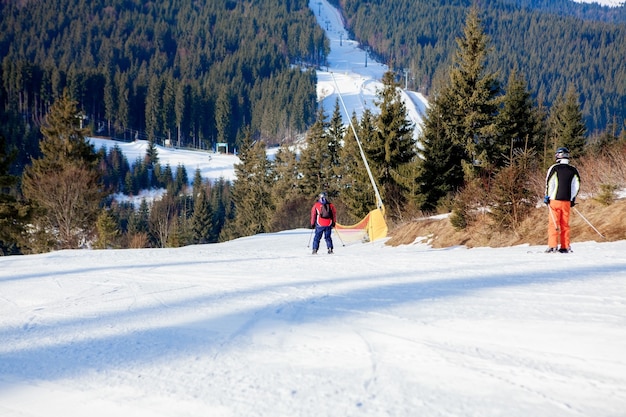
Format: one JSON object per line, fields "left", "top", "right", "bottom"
{"left": 319, "top": 202, "right": 332, "bottom": 219}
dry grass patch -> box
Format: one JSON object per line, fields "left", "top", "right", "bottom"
{"left": 387, "top": 198, "right": 626, "bottom": 248}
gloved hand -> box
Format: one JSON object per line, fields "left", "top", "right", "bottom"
{"left": 543, "top": 196, "right": 550, "bottom": 205}
{"left": 330, "top": 221, "right": 335, "bottom": 228}
{"left": 310, "top": 224, "right": 315, "bottom": 229}
{"left": 571, "top": 198, "right": 576, "bottom": 207}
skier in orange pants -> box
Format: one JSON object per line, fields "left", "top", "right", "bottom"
{"left": 544, "top": 147, "right": 581, "bottom": 253}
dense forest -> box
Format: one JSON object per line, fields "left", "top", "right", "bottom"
{"left": 330, "top": 0, "right": 626, "bottom": 133}
{"left": 0, "top": 0, "right": 328, "bottom": 172}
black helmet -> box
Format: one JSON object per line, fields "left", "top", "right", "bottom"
{"left": 555, "top": 147, "right": 570, "bottom": 160}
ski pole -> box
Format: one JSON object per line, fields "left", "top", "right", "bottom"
{"left": 307, "top": 228, "right": 314, "bottom": 247}
{"left": 574, "top": 207, "right": 606, "bottom": 239}
{"left": 334, "top": 226, "right": 346, "bottom": 247}
{"left": 547, "top": 204, "right": 560, "bottom": 232}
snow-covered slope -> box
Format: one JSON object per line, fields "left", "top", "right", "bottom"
{"left": 1, "top": 232, "right": 625, "bottom": 416}
{"left": 573, "top": 0, "right": 625, "bottom": 6}
{"left": 89, "top": 138, "right": 239, "bottom": 183}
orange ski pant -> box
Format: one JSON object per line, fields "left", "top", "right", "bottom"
{"left": 548, "top": 199, "right": 572, "bottom": 249}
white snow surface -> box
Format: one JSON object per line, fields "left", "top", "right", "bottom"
{"left": 1, "top": 233, "right": 626, "bottom": 416}
{"left": 573, "top": 0, "right": 625, "bottom": 6}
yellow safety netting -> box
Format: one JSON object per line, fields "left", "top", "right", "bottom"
{"left": 335, "top": 207, "right": 388, "bottom": 244}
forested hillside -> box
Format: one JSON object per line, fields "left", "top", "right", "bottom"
{"left": 330, "top": 0, "right": 626, "bottom": 133}
{"left": 0, "top": 0, "right": 328, "bottom": 171}
{"left": 2, "top": 0, "right": 626, "bottom": 255}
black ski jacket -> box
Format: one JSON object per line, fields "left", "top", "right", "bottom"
{"left": 545, "top": 160, "right": 581, "bottom": 201}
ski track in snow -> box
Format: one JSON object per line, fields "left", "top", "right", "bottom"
{"left": 1, "top": 231, "right": 626, "bottom": 416}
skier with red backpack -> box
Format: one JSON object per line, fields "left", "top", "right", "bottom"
{"left": 310, "top": 192, "right": 337, "bottom": 254}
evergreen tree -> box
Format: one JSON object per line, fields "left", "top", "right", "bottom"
{"left": 158, "top": 163, "right": 174, "bottom": 190}
{"left": 368, "top": 70, "right": 416, "bottom": 218}
{"left": 269, "top": 144, "right": 306, "bottom": 231}
{"left": 0, "top": 135, "right": 30, "bottom": 254}
{"left": 494, "top": 69, "right": 542, "bottom": 167}
{"left": 215, "top": 87, "right": 233, "bottom": 147}
{"left": 339, "top": 110, "right": 378, "bottom": 220}
{"left": 416, "top": 8, "right": 500, "bottom": 211}
{"left": 124, "top": 170, "right": 137, "bottom": 196}
{"left": 210, "top": 178, "right": 231, "bottom": 242}
{"left": 192, "top": 168, "right": 204, "bottom": 198}
{"left": 145, "top": 140, "right": 159, "bottom": 171}
{"left": 145, "top": 75, "right": 162, "bottom": 142}
{"left": 445, "top": 7, "right": 501, "bottom": 176}
{"left": 298, "top": 107, "right": 330, "bottom": 196}
{"left": 174, "top": 163, "right": 189, "bottom": 195}
{"left": 326, "top": 99, "right": 345, "bottom": 193}
{"left": 548, "top": 87, "right": 587, "bottom": 157}
{"left": 416, "top": 98, "right": 466, "bottom": 212}
{"left": 94, "top": 208, "right": 120, "bottom": 249}
{"left": 191, "top": 188, "right": 213, "bottom": 244}
{"left": 128, "top": 199, "right": 150, "bottom": 237}
{"left": 22, "top": 90, "right": 104, "bottom": 251}
{"left": 219, "top": 131, "right": 273, "bottom": 241}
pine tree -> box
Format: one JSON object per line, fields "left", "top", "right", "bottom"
{"left": 127, "top": 198, "right": 150, "bottom": 247}
{"left": 215, "top": 87, "right": 232, "bottom": 146}
{"left": 339, "top": 110, "right": 378, "bottom": 220}
{"left": 494, "top": 70, "right": 542, "bottom": 167}
{"left": 145, "top": 139, "right": 159, "bottom": 173}
{"left": 444, "top": 7, "right": 501, "bottom": 176}
{"left": 192, "top": 168, "right": 204, "bottom": 198}
{"left": 210, "top": 178, "right": 231, "bottom": 242}
{"left": 415, "top": 7, "right": 500, "bottom": 212}
{"left": 548, "top": 87, "right": 587, "bottom": 158}
{"left": 191, "top": 188, "right": 213, "bottom": 244}
{"left": 269, "top": 144, "right": 306, "bottom": 231}
{"left": 22, "top": 90, "right": 103, "bottom": 251}
{"left": 145, "top": 75, "right": 162, "bottom": 142}
{"left": 174, "top": 163, "right": 189, "bottom": 195}
{"left": 298, "top": 106, "right": 330, "bottom": 196}
{"left": 219, "top": 131, "right": 273, "bottom": 241}
{"left": 368, "top": 70, "right": 416, "bottom": 218}
{"left": 94, "top": 208, "right": 120, "bottom": 249}
{"left": 416, "top": 98, "right": 466, "bottom": 212}
{"left": 0, "top": 135, "right": 31, "bottom": 254}
{"left": 326, "top": 99, "right": 345, "bottom": 193}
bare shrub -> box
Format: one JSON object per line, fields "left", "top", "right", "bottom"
{"left": 128, "top": 232, "right": 149, "bottom": 248}
{"left": 577, "top": 142, "right": 626, "bottom": 198}
{"left": 489, "top": 149, "right": 538, "bottom": 232}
